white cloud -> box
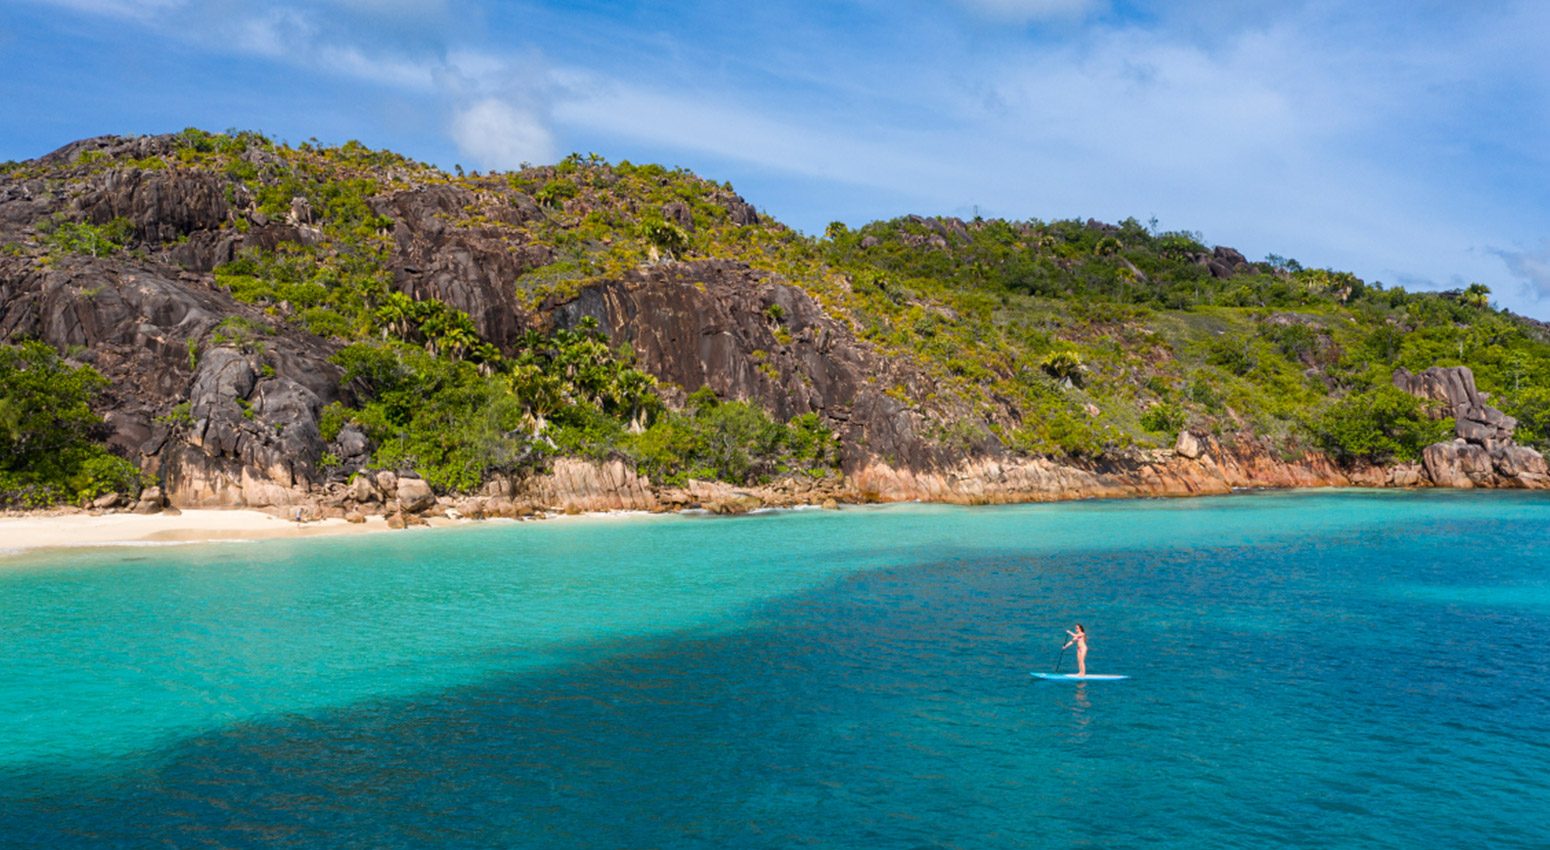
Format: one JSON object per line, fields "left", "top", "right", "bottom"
{"left": 314, "top": 43, "right": 440, "bottom": 92}
{"left": 324, "top": 0, "right": 448, "bottom": 15}
{"left": 551, "top": 76, "right": 946, "bottom": 193}
{"left": 227, "top": 8, "right": 310, "bottom": 59}
{"left": 954, "top": 0, "right": 1103, "bottom": 22}
{"left": 23, "top": 0, "right": 186, "bottom": 19}
{"left": 1493, "top": 244, "right": 1550, "bottom": 302}
{"left": 450, "top": 98, "right": 555, "bottom": 169}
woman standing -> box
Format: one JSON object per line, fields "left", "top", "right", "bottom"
{"left": 1063, "top": 624, "right": 1088, "bottom": 677}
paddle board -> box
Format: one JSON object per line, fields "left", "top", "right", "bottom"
{"left": 1030, "top": 672, "right": 1128, "bottom": 681}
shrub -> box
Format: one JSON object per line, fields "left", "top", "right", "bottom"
{"left": 1040, "top": 349, "right": 1084, "bottom": 385}
{"left": 1140, "top": 403, "right": 1187, "bottom": 435}
{"left": 626, "top": 390, "right": 838, "bottom": 486}
{"left": 1502, "top": 386, "right": 1550, "bottom": 450}
{"left": 0, "top": 341, "right": 145, "bottom": 506}
{"left": 39, "top": 215, "right": 134, "bottom": 257}
{"left": 333, "top": 343, "right": 531, "bottom": 492}
{"left": 1308, "top": 385, "right": 1453, "bottom": 465}
{"left": 68, "top": 452, "right": 145, "bottom": 501}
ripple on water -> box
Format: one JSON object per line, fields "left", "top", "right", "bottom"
{"left": 1, "top": 493, "right": 1549, "bottom": 848}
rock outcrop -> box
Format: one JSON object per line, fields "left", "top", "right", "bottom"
{"left": 373, "top": 184, "right": 550, "bottom": 348}
{"left": 548, "top": 259, "right": 978, "bottom": 472}
{"left": 0, "top": 250, "right": 344, "bottom": 507}
{"left": 1394, "top": 366, "right": 1547, "bottom": 489}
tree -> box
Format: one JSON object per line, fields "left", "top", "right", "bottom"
{"left": 1460, "top": 283, "right": 1491, "bottom": 309}
{"left": 374, "top": 292, "right": 417, "bottom": 340}
{"left": 1308, "top": 385, "right": 1453, "bottom": 465}
{"left": 0, "top": 341, "right": 107, "bottom": 469}
{"left": 508, "top": 362, "right": 565, "bottom": 433}
{"left": 643, "top": 220, "right": 689, "bottom": 261}
{"left": 0, "top": 341, "right": 142, "bottom": 506}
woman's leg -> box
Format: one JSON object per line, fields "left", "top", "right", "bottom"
{"left": 1076, "top": 645, "right": 1087, "bottom": 676}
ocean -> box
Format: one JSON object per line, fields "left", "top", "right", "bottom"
{"left": 2, "top": 490, "right": 1547, "bottom": 848}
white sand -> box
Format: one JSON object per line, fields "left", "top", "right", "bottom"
{"left": 0, "top": 509, "right": 402, "bottom": 556}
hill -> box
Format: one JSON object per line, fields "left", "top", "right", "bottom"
{"left": 2, "top": 130, "right": 1547, "bottom": 514}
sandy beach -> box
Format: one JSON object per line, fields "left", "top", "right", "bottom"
{"left": 0, "top": 509, "right": 409, "bottom": 556}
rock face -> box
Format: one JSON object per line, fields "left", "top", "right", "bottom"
{"left": 548, "top": 259, "right": 977, "bottom": 472}
{"left": 521, "top": 458, "right": 659, "bottom": 513}
{"left": 0, "top": 252, "right": 343, "bottom": 507}
{"left": 372, "top": 184, "right": 550, "bottom": 348}
{"left": 1394, "top": 366, "right": 1547, "bottom": 489}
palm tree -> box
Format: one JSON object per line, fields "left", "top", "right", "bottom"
{"left": 509, "top": 363, "right": 564, "bottom": 434}
{"left": 643, "top": 220, "right": 689, "bottom": 262}
{"left": 470, "top": 342, "right": 502, "bottom": 376}
{"left": 612, "top": 368, "right": 660, "bottom": 433}
{"left": 1461, "top": 283, "right": 1491, "bottom": 310}
{"left": 374, "top": 292, "right": 417, "bottom": 340}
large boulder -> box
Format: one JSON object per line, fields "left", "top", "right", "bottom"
{"left": 1175, "top": 430, "right": 1205, "bottom": 460}
{"left": 1389, "top": 463, "right": 1425, "bottom": 487}
{"left": 1394, "top": 366, "right": 1516, "bottom": 452}
{"left": 348, "top": 475, "right": 378, "bottom": 504}
{"left": 396, "top": 476, "right": 436, "bottom": 513}
{"left": 1422, "top": 440, "right": 1495, "bottom": 488}
{"left": 1493, "top": 445, "right": 1549, "bottom": 482}
{"left": 1207, "top": 246, "right": 1247, "bottom": 279}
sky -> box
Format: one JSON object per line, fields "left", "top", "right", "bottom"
{"left": 3, "top": 0, "right": 1549, "bottom": 318}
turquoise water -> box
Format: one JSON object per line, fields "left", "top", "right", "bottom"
{"left": 2, "top": 491, "right": 1548, "bottom": 847}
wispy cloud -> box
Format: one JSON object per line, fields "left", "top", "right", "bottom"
{"left": 1493, "top": 244, "right": 1550, "bottom": 302}
{"left": 953, "top": 0, "right": 1104, "bottom": 22}
{"left": 26, "top": 0, "right": 186, "bottom": 20}
{"left": 550, "top": 75, "right": 949, "bottom": 193}
{"left": 450, "top": 98, "right": 554, "bottom": 169}
{"left": 20, "top": 0, "right": 545, "bottom": 166}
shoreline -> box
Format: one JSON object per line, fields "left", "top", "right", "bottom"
{"left": 0, "top": 485, "right": 1470, "bottom": 559}
{"left": 0, "top": 509, "right": 415, "bottom": 558}
{"left": 0, "top": 504, "right": 743, "bottom": 558}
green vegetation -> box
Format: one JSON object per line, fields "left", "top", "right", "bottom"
{"left": 328, "top": 320, "right": 836, "bottom": 492}
{"left": 9, "top": 127, "right": 1550, "bottom": 503}
{"left": 39, "top": 215, "right": 134, "bottom": 258}
{"left": 330, "top": 343, "right": 529, "bottom": 492}
{"left": 0, "top": 342, "right": 146, "bottom": 507}
{"left": 1307, "top": 385, "right": 1454, "bottom": 464}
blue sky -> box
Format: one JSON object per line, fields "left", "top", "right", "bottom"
{"left": 4, "top": 0, "right": 1549, "bottom": 318}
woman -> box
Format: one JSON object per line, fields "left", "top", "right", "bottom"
{"left": 1062, "top": 624, "right": 1088, "bottom": 677}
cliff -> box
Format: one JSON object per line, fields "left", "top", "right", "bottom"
{"left": 2, "top": 131, "right": 1547, "bottom": 516}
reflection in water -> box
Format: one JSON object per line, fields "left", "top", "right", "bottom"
{"left": 1067, "top": 683, "right": 1092, "bottom": 743}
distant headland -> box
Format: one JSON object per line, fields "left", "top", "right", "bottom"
{"left": 2, "top": 129, "right": 1546, "bottom": 525}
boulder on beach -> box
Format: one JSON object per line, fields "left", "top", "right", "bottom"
{"left": 396, "top": 477, "right": 436, "bottom": 513}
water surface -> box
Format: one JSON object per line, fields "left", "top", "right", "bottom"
{"left": 3, "top": 491, "right": 1547, "bottom": 848}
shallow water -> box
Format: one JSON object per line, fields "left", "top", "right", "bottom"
{"left": 2, "top": 491, "right": 1548, "bottom": 848}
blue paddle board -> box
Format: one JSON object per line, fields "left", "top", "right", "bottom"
{"left": 1031, "top": 672, "right": 1128, "bottom": 681}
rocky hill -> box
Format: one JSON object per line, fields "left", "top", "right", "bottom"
{"left": 2, "top": 130, "right": 1547, "bottom": 517}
